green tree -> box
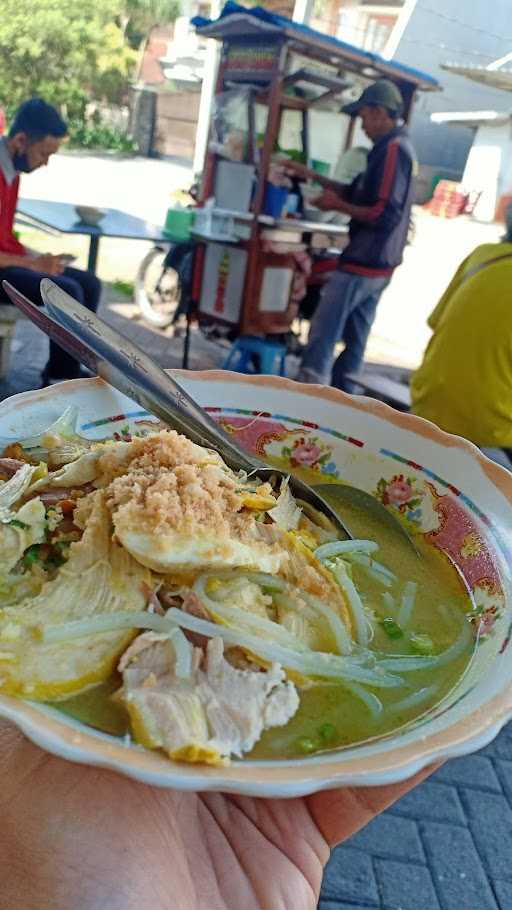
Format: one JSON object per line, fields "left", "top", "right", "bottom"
{"left": 0, "top": 0, "right": 137, "bottom": 119}
{"left": 121, "top": 0, "right": 181, "bottom": 46}
{"left": 120, "top": 0, "right": 181, "bottom": 81}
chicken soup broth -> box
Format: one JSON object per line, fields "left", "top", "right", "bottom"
{"left": 56, "top": 466, "right": 475, "bottom": 760}
{"left": 0, "top": 427, "right": 475, "bottom": 765}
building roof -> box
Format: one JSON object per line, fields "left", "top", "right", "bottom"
{"left": 441, "top": 63, "right": 512, "bottom": 93}
{"left": 193, "top": 2, "right": 439, "bottom": 91}
{"left": 431, "top": 109, "right": 512, "bottom": 127}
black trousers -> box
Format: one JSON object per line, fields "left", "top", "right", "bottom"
{"left": 0, "top": 265, "right": 101, "bottom": 379}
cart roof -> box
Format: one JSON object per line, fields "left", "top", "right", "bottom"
{"left": 193, "top": 2, "right": 440, "bottom": 92}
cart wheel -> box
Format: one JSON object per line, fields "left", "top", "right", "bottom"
{"left": 134, "top": 246, "right": 179, "bottom": 328}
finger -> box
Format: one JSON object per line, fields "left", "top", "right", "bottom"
{"left": 0, "top": 718, "right": 51, "bottom": 802}
{"left": 307, "top": 762, "right": 441, "bottom": 848}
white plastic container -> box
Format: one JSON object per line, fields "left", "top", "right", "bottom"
{"left": 213, "top": 161, "right": 255, "bottom": 212}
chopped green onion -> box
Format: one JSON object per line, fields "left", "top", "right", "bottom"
{"left": 381, "top": 617, "right": 404, "bottom": 640}
{"left": 296, "top": 737, "right": 318, "bottom": 754}
{"left": 9, "top": 519, "right": 29, "bottom": 530}
{"left": 380, "top": 618, "right": 472, "bottom": 671}
{"left": 409, "top": 632, "right": 434, "bottom": 655}
{"left": 23, "top": 545, "right": 41, "bottom": 568}
{"left": 318, "top": 723, "right": 336, "bottom": 743}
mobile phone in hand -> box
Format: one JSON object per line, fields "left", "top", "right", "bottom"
{"left": 59, "top": 254, "right": 76, "bottom": 264}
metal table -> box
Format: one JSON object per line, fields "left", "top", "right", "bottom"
{"left": 17, "top": 199, "right": 167, "bottom": 273}
{"left": 258, "top": 215, "right": 349, "bottom": 237}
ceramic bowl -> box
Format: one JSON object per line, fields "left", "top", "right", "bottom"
{"left": 75, "top": 205, "right": 105, "bottom": 227}
{"left": 0, "top": 372, "right": 511, "bottom": 797}
{"left": 301, "top": 183, "right": 322, "bottom": 204}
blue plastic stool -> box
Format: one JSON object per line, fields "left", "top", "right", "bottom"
{"left": 223, "top": 335, "right": 287, "bottom": 376}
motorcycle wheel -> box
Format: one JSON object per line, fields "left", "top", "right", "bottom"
{"left": 134, "top": 246, "right": 180, "bottom": 328}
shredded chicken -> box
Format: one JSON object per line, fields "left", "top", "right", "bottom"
{"left": 38, "top": 485, "right": 94, "bottom": 507}
{"left": 141, "top": 582, "right": 165, "bottom": 616}
{"left": 0, "top": 458, "right": 26, "bottom": 478}
{"left": 119, "top": 633, "right": 299, "bottom": 764}
{"left": 182, "top": 590, "right": 210, "bottom": 621}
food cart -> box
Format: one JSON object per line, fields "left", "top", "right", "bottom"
{"left": 189, "top": 1, "right": 439, "bottom": 343}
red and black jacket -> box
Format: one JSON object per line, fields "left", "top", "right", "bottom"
{"left": 339, "top": 126, "right": 416, "bottom": 278}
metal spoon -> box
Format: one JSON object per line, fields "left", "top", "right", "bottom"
{"left": 3, "top": 278, "right": 418, "bottom": 554}
{"left": 4, "top": 279, "right": 350, "bottom": 539}
{"left": 314, "top": 483, "right": 419, "bottom": 555}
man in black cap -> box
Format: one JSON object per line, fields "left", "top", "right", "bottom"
{"left": 287, "top": 79, "right": 416, "bottom": 392}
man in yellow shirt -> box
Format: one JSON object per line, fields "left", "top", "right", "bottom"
{"left": 411, "top": 221, "right": 512, "bottom": 449}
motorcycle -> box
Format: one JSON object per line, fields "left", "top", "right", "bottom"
{"left": 134, "top": 241, "right": 196, "bottom": 330}
{"left": 134, "top": 183, "right": 199, "bottom": 330}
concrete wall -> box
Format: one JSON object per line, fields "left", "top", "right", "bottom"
{"left": 462, "top": 121, "right": 512, "bottom": 221}
{"left": 153, "top": 90, "right": 202, "bottom": 158}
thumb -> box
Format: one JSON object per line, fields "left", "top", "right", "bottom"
{"left": 307, "top": 762, "right": 441, "bottom": 847}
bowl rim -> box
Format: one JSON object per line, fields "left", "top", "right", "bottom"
{"left": 0, "top": 370, "right": 511, "bottom": 794}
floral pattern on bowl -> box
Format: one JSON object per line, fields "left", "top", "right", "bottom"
{"left": 209, "top": 408, "right": 507, "bottom": 652}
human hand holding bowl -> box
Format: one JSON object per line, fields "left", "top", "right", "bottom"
{"left": 315, "top": 189, "right": 343, "bottom": 211}
{"left": 0, "top": 717, "right": 437, "bottom": 910}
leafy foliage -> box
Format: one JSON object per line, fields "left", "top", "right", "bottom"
{"left": 121, "top": 0, "right": 181, "bottom": 48}
{"left": 67, "top": 116, "right": 136, "bottom": 153}
{"left": 0, "top": 0, "right": 137, "bottom": 119}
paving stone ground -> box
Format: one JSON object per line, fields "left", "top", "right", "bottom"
{"left": 319, "top": 727, "right": 512, "bottom": 910}
{"left": 3, "top": 289, "right": 511, "bottom": 910}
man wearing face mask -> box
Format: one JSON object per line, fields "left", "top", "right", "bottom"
{"left": 286, "top": 80, "right": 416, "bottom": 393}
{"left": 0, "top": 97, "right": 101, "bottom": 385}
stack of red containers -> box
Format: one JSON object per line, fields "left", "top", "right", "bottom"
{"left": 425, "top": 180, "right": 469, "bottom": 218}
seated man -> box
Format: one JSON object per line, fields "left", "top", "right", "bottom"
{"left": 411, "top": 209, "right": 512, "bottom": 452}
{"left": 0, "top": 97, "right": 101, "bottom": 385}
